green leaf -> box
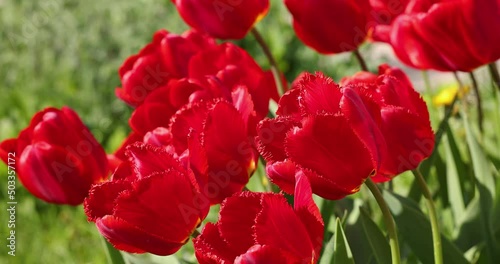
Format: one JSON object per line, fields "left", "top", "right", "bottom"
{"left": 444, "top": 128, "right": 467, "bottom": 225}
{"left": 359, "top": 209, "right": 391, "bottom": 264}
{"left": 101, "top": 236, "right": 126, "bottom": 264}
{"left": 320, "top": 218, "right": 355, "bottom": 264}
{"left": 334, "top": 218, "right": 355, "bottom": 264}
{"left": 463, "top": 111, "right": 499, "bottom": 262}
{"left": 383, "top": 191, "right": 469, "bottom": 264}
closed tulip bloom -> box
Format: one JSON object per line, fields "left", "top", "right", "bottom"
{"left": 84, "top": 142, "right": 209, "bottom": 256}
{"left": 0, "top": 107, "right": 108, "bottom": 205}
{"left": 256, "top": 72, "right": 384, "bottom": 200}
{"left": 171, "top": 0, "right": 270, "bottom": 39}
{"left": 168, "top": 87, "right": 259, "bottom": 204}
{"left": 116, "top": 29, "right": 215, "bottom": 106}
{"left": 340, "top": 64, "right": 434, "bottom": 181}
{"left": 194, "top": 172, "right": 324, "bottom": 263}
{"left": 285, "top": 0, "right": 372, "bottom": 53}
{"left": 371, "top": 0, "right": 500, "bottom": 71}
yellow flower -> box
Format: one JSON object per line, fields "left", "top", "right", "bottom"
{"left": 432, "top": 83, "right": 469, "bottom": 106}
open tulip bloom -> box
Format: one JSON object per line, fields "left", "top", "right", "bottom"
{"left": 2, "top": 0, "right": 499, "bottom": 263}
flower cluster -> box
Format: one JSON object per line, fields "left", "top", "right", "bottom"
{"left": 2, "top": 0, "right": 497, "bottom": 263}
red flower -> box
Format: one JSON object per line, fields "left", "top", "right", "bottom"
{"left": 167, "top": 87, "right": 259, "bottom": 204}
{"left": 285, "top": 0, "right": 372, "bottom": 53}
{"left": 256, "top": 72, "right": 383, "bottom": 200}
{"left": 193, "top": 172, "right": 323, "bottom": 263}
{"left": 256, "top": 66, "right": 434, "bottom": 199}
{"left": 341, "top": 64, "right": 434, "bottom": 181}
{"left": 115, "top": 29, "right": 215, "bottom": 106}
{"left": 111, "top": 43, "right": 279, "bottom": 166}
{"left": 171, "top": 0, "right": 270, "bottom": 39}
{"left": 188, "top": 43, "right": 280, "bottom": 119}
{"left": 0, "top": 107, "right": 108, "bottom": 205}
{"left": 84, "top": 142, "right": 210, "bottom": 256}
{"left": 371, "top": 0, "right": 500, "bottom": 71}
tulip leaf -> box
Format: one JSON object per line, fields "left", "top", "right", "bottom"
{"left": 463, "top": 111, "right": 499, "bottom": 262}
{"left": 101, "top": 237, "right": 126, "bottom": 264}
{"left": 320, "top": 218, "right": 355, "bottom": 264}
{"left": 444, "top": 128, "right": 467, "bottom": 224}
{"left": 334, "top": 218, "right": 355, "bottom": 264}
{"left": 383, "top": 191, "right": 469, "bottom": 264}
{"left": 359, "top": 209, "right": 391, "bottom": 264}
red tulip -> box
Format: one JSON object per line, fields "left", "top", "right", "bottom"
{"left": 171, "top": 0, "right": 270, "bottom": 39}
{"left": 84, "top": 142, "right": 210, "bottom": 256}
{"left": 256, "top": 72, "right": 383, "bottom": 199}
{"left": 193, "top": 172, "right": 323, "bottom": 263}
{"left": 256, "top": 66, "right": 433, "bottom": 199}
{"left": 341, "top": 64, "right": 434, "bottom": 181}
{"left": 0, "top": 107, "right": 108, "bottom": 205}
{"left": 285, "top": 0, "right": 372, "bottom": 53}
{"left": 115, "top": 29, "right": 215, "bottom": 106}
{"left": 188, "top": 42, "right": 279, "bottom": 119}
{"left": 371, "top": 0, "right": 500, "bottom": 71}
{"left": 111, "top": 43, "right": 278, "bottom": 167}
{"left": 168, "top": 87, "right": 259, "bottom": 204}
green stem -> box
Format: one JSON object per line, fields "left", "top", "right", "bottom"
{"left": 365, "top": 178, "right": 401, "bottom": 264}
{"left": 251, "top": 28, "right": 285, "bottom": 95}
{"left": 412, "top": 168, "right": 443, "bottom": 264}
{"left": 101, "top": 236, "right": 126, "bottom": 264}
{"left": 353, "top": 49, "right": 369, "bottom": 71}
{"left": 489, "top": 63, "right": 500, "bottom": 91}
{"left": 469, "top": 71, "right": 484, "bottom": 132}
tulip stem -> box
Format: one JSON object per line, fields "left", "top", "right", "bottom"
{"left": 469, "top": 72, "right": 484, "bottom": 132}
{"left": 412, "top": 168, "right": 443, "bottom": 264}
{"left": 251, "top": 28, "right": 285, "bottom": 96}
{"left": 489, "top": 63, "right": 500, "bottom": 91}
{"left": 365, "top": 178, "right": 401, "bottom": 264}
{"left": 353, "top": 49, "right": 369, "bottom": 71}
{"left": 101, "top": 236, "right": 126, "bottom": 264}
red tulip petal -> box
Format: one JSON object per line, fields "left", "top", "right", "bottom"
{"left": 203, "top": 101, "right": 256, "bottom": 203}
{"left": 218, "top": 192, "right": 262, "bottom": 255}
{"left": 341, "top": 87, "right": 387, "bottom": 169}
{"left": 231, "top": 85, "right": 256, "bottom": 132}
{"left": 19, "top": 142, "right": 89, "bottom": 205}
{"left": 113, "top": 171, "right": 202, "bottom": 244}
{"left": 376, "top": 106, "right": 435, "bottom": 180}
{"left": 125, "top": 142, "right": 185, "bottom": 178}
{"left": 276, "top": 86, "right": 301, "bottom": 118}
{"left": 256, "top": 117, "right": 298, "bottom": 163}
{"left": 298, "top": 72, "right": 342, "bottom": 114}
{"left": 265, "top": 160, "right": 297, "bottom": 195}
{"left": 114, "top": 132, "right": 143, "bottom": 161}
{"left": 255, "top": 193, "right": 315, "bottom": 260}
{"left": 129, "top": 102, "right": 174, "bottom": 136}
{"left": 84, "top": 180, "right": 131, "bottom": 221}
{"left": 194, "top": 223, "right": 239, "bottom": 263}
{"left": 143, "top": 127, "right": 173, "bottom": 147}
{"left": 235, "top": 245, "right": 298, "bottom": 264}
{"left": 285, "top": 115, "right": 373, "bottom": 197}
{"left": 170, "top": 101, "right": 210, "bottom": 153}
{"left": 0, "top": 138, "right": 17, "bottom": 165}
{"left": 96, "top": 215, "right": 183, "bottom": 256}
